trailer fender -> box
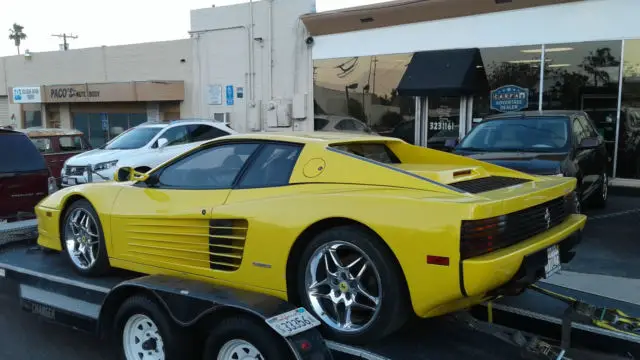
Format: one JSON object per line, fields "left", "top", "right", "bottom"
{"left": 99, "top": 275, "right": 330, "bottom": 360}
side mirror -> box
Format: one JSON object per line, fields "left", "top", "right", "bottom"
{"left": 115, "top": 167, "right": 134, "bottom": 182}
{"left": 114, "top": 166, "right": 150, "bottom": 182}
{"left": 157, "top": 138, "right": 169, "bottom": 148}
{"left": 578, "top": 137, "right": 599, "bottom": 149}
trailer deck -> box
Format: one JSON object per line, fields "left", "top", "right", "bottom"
{"left": 1, "top": 241, "right": 638, "bottom": 360}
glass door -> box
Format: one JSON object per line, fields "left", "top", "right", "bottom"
{"left": 425, "top": 96, "right": 461, "bottom": 151}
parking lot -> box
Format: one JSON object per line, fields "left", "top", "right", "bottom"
{"left": 0, "top": 194, "right": 638, "bottom": 360}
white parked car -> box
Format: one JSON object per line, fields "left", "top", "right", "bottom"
{"left": 313, "top": 115, "right": 375, "bottom": 134}
{"left": 61, "top": 119, "right": 236, "bottom": 187}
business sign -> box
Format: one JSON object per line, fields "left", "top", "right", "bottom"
{"left": 12, "top": 86, "right": 42, "bottom": 103}
{"left": 490, "top": 85, "right": 529, "bottom": 112}
{"left": 49, "top": 85, "right": 100, "bottom": 101}
{"left": 226, "top": 85, "right": 234, "bottom": 106}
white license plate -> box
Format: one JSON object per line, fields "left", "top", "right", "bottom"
{"left": 544, "top": 244, "right": 561, "bottom": 279}
{"left": 62, "top": 177, "right": 76, "bottom": 185}
{"left": 265, "top": 307, "right": 321, "bottom": 337}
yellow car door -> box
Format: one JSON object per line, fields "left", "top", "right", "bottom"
{"left": 109, "top": 142, "right": 261, "bottom": 277}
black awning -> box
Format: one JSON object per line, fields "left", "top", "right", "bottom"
{"left": 396, "top": 48, "right": 489, "bottom": 97}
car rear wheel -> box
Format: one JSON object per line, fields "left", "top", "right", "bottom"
{"left": 61, "top": 199, "right": 110, "bottom": 276}
{"left": 296, "top": 225, "right": 409, "bottom": 344}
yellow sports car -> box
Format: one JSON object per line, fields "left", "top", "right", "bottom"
{"left": 35, "top": 132, "right": 586, "bottom": 344}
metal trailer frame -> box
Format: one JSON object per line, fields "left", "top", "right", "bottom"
{"left": 1, "top": 240, "right": 638, "bottom": 360}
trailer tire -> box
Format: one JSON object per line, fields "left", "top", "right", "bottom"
{"left": 202, "top": 314, "right": 293, "bottom": 360}
{"left": 115, "top": 295, "right": 194, "bottom": 360}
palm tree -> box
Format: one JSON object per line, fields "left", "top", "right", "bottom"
{"left": 8, "top": 23, "right": 27, "bottom": 55}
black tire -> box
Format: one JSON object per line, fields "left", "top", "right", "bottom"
{"left": 60, "top": 199, "right": 110, "bottom": 276}
{"left": 296, "top": 225, "right": 409, "bottom": 344}
{"left": 115, "top": 295, "right": 194, "bottom": 360}
{"left": 202, "top": 315, "right": 293, "bottom": 360}
{"left": 590, "top": 172, "right": 608, "bottom": 209}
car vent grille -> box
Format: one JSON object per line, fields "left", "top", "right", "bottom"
{"left": 449, "top": 176, "right": 532, "bottom": 194}
{"left": 460, "top": 195, "right": 573, "bottom": 259}
{"left": 209, "top": 219, "right": 248, "bottom": 271}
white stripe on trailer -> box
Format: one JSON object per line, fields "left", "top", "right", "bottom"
{"left": 20, "top": 284, "right": 101, "bottom": 319}
{"left": 325, "top": 341, "right": 392, "bottom": 360}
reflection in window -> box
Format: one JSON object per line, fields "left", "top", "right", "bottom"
{"left": 314, "top": 54, "right": 415, "bottom": 134}
{"left": 617, "top": 40, "right": 640, "bottom": 179}
{"left": 72, "top": 112, "right": 148, "bottom": 148}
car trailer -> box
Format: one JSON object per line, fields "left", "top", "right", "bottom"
{"left": 0, "top": 239, "right": 638, "bottom": 360}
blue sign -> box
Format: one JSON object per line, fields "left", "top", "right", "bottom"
{"left": 490, "top": 85, "right": 529, "bottom": 112}
{"left": 100, "top": 113, "right": 109, "bottom": 131}
{"left": 226, "top": 85, "right": 234, "bottom": 106}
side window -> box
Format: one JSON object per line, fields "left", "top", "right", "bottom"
{"left": 30, "top": 138, "right": 53, "bottom": 153}
{"left": 59, "top": 136, "right": 84, "bottom": 152}
{"left": 158, "top": 143, "right": 259, "bottom": 189}
{"left": 314, "top": 118, "right": 329, "bottom": 131}
{"left": 336, "top": 119, "right": 358, "bottom": 131}
{"left": 238, "top": 143, "right": 303, "bottom": 188}
{"left": 188, "top": 124, "right": 230, "bottom": 142}
{"left": 577, "top": 115, "right": 598, "bottom": 138}
{"left": 572, "top": 118, "right": 586, "bottom": 144}
{"left": 159, "top": 126, "right": 189, "bottom": 147}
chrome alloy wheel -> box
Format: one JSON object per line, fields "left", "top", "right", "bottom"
{"left": 123, "top": 314, "right": 165, "bottom": 360}
{"left": 305, "top": 241, "right": 382, "bottom": 332}
{"left": 217, "top": 339, "right": 264, "bottom": 360}
{"left": 64, "top": 208, "right": 100, "bottom": 270}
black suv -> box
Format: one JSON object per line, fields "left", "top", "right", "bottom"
{"left": 0, "top": 129, "right": 56, "bottom": 223}
{"left": 454, "top": 110, "right": 609, "bottom": 210}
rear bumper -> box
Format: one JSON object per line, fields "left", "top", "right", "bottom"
{"left": 460, "top": 213, "right": 586, "bottom": 298}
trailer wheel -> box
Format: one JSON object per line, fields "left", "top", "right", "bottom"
{"left": 202, "top": 315, "right": 292, "bottom": 360}
{"left": 115, "top": 295, "right": 193, "bottom": 360}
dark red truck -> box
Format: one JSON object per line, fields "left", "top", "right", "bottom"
{"left": 0, "top": 129, "right": 57, "bottom": 224}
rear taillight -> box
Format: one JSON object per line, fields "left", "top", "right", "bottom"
{"left": 48, "top": 176, "right": 58, "bottom": 194}
{"left": 460, "top": 215, "right": 507, "bottom": 259}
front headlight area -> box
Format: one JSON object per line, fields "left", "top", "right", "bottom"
{"left": 93, "top": 160, "right": 119, "bottom": 172}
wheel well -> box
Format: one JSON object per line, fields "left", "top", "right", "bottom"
{"left": 285, "top": 217, "right": 410, "bottom": 305}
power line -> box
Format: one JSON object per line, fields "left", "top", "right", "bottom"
{"left": 51, "top": 33, "right": 78, "bottom": 51}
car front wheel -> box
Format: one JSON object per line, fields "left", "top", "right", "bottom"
{"left": 296, "top": 225, "right": 409, "bottom": 344}
{"left": 61, "top": 199, "right": 110, "bottom": 276}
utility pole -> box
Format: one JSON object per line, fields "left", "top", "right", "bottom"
{"left": 51, "top": 33, "right": 78, "bottom": 51}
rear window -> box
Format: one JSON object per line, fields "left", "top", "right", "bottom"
{"left": 314, "top": 118, "right": 329, "bottom": 131}
{"left": 0, "top": 133, "right": 47, "bottom": 173}
{"left": 59, "top": 136, "right": 85, "bottom": 152}
{"left": 331, "top": 143, "right": 401, "bottom": 164}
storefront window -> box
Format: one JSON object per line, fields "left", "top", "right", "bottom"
{"left": 24, "top": 111, "right": 42, "bottom": 128}
{"left": 539, "top": 41, "right": 622, "bottom": 175}
{"left": 313, "top": 54, "right": 415, "bottom": 139}
{"left": 617, "top": 39, "right": 640, "bottom": 179}
{"left": 473, "top": 45, "right": 543, "bottom": 119}
{"left": 73, "top": 112, "right": 148, "bottom": 148}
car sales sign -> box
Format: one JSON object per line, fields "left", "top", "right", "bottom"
{"left": 490, "top": 85, "right": 529, "bottom": 112}
{"left": 12, "top": 86, "right": 42, "bottom": 104}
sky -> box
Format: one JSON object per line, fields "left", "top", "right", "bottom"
{"left": 1, "top": 0, "right": 388, "bottom": 57}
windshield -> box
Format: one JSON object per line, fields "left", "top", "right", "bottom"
{"left": 104, "top": 127, "right": 162, "bottom": 150}
{"left": 457, "top": 117, "right": 570, "bottom": 152}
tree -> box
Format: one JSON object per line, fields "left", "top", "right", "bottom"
{"left": 8, "top": 23, "right": 27, "bottom": 55}
{"left": 579, "top": 47, "right": 620, "bottom": 87}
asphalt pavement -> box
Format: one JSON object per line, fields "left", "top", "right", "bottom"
{"left": 0, "top": 195, "right": 638, "bottom": 360}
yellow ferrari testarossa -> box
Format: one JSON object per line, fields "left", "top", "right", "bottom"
{"left": 35, "top": 131, "right": 586, "bottom": 344}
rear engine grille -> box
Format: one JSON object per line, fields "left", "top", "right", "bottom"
{"left": 449, "top": 176, "right": 532, "bottom": 194}
{"left": 460, "top": 194, "right": 576, "bottom": 259}
{"left": 209, "top": 219, "right": 248, "bottom": 271}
